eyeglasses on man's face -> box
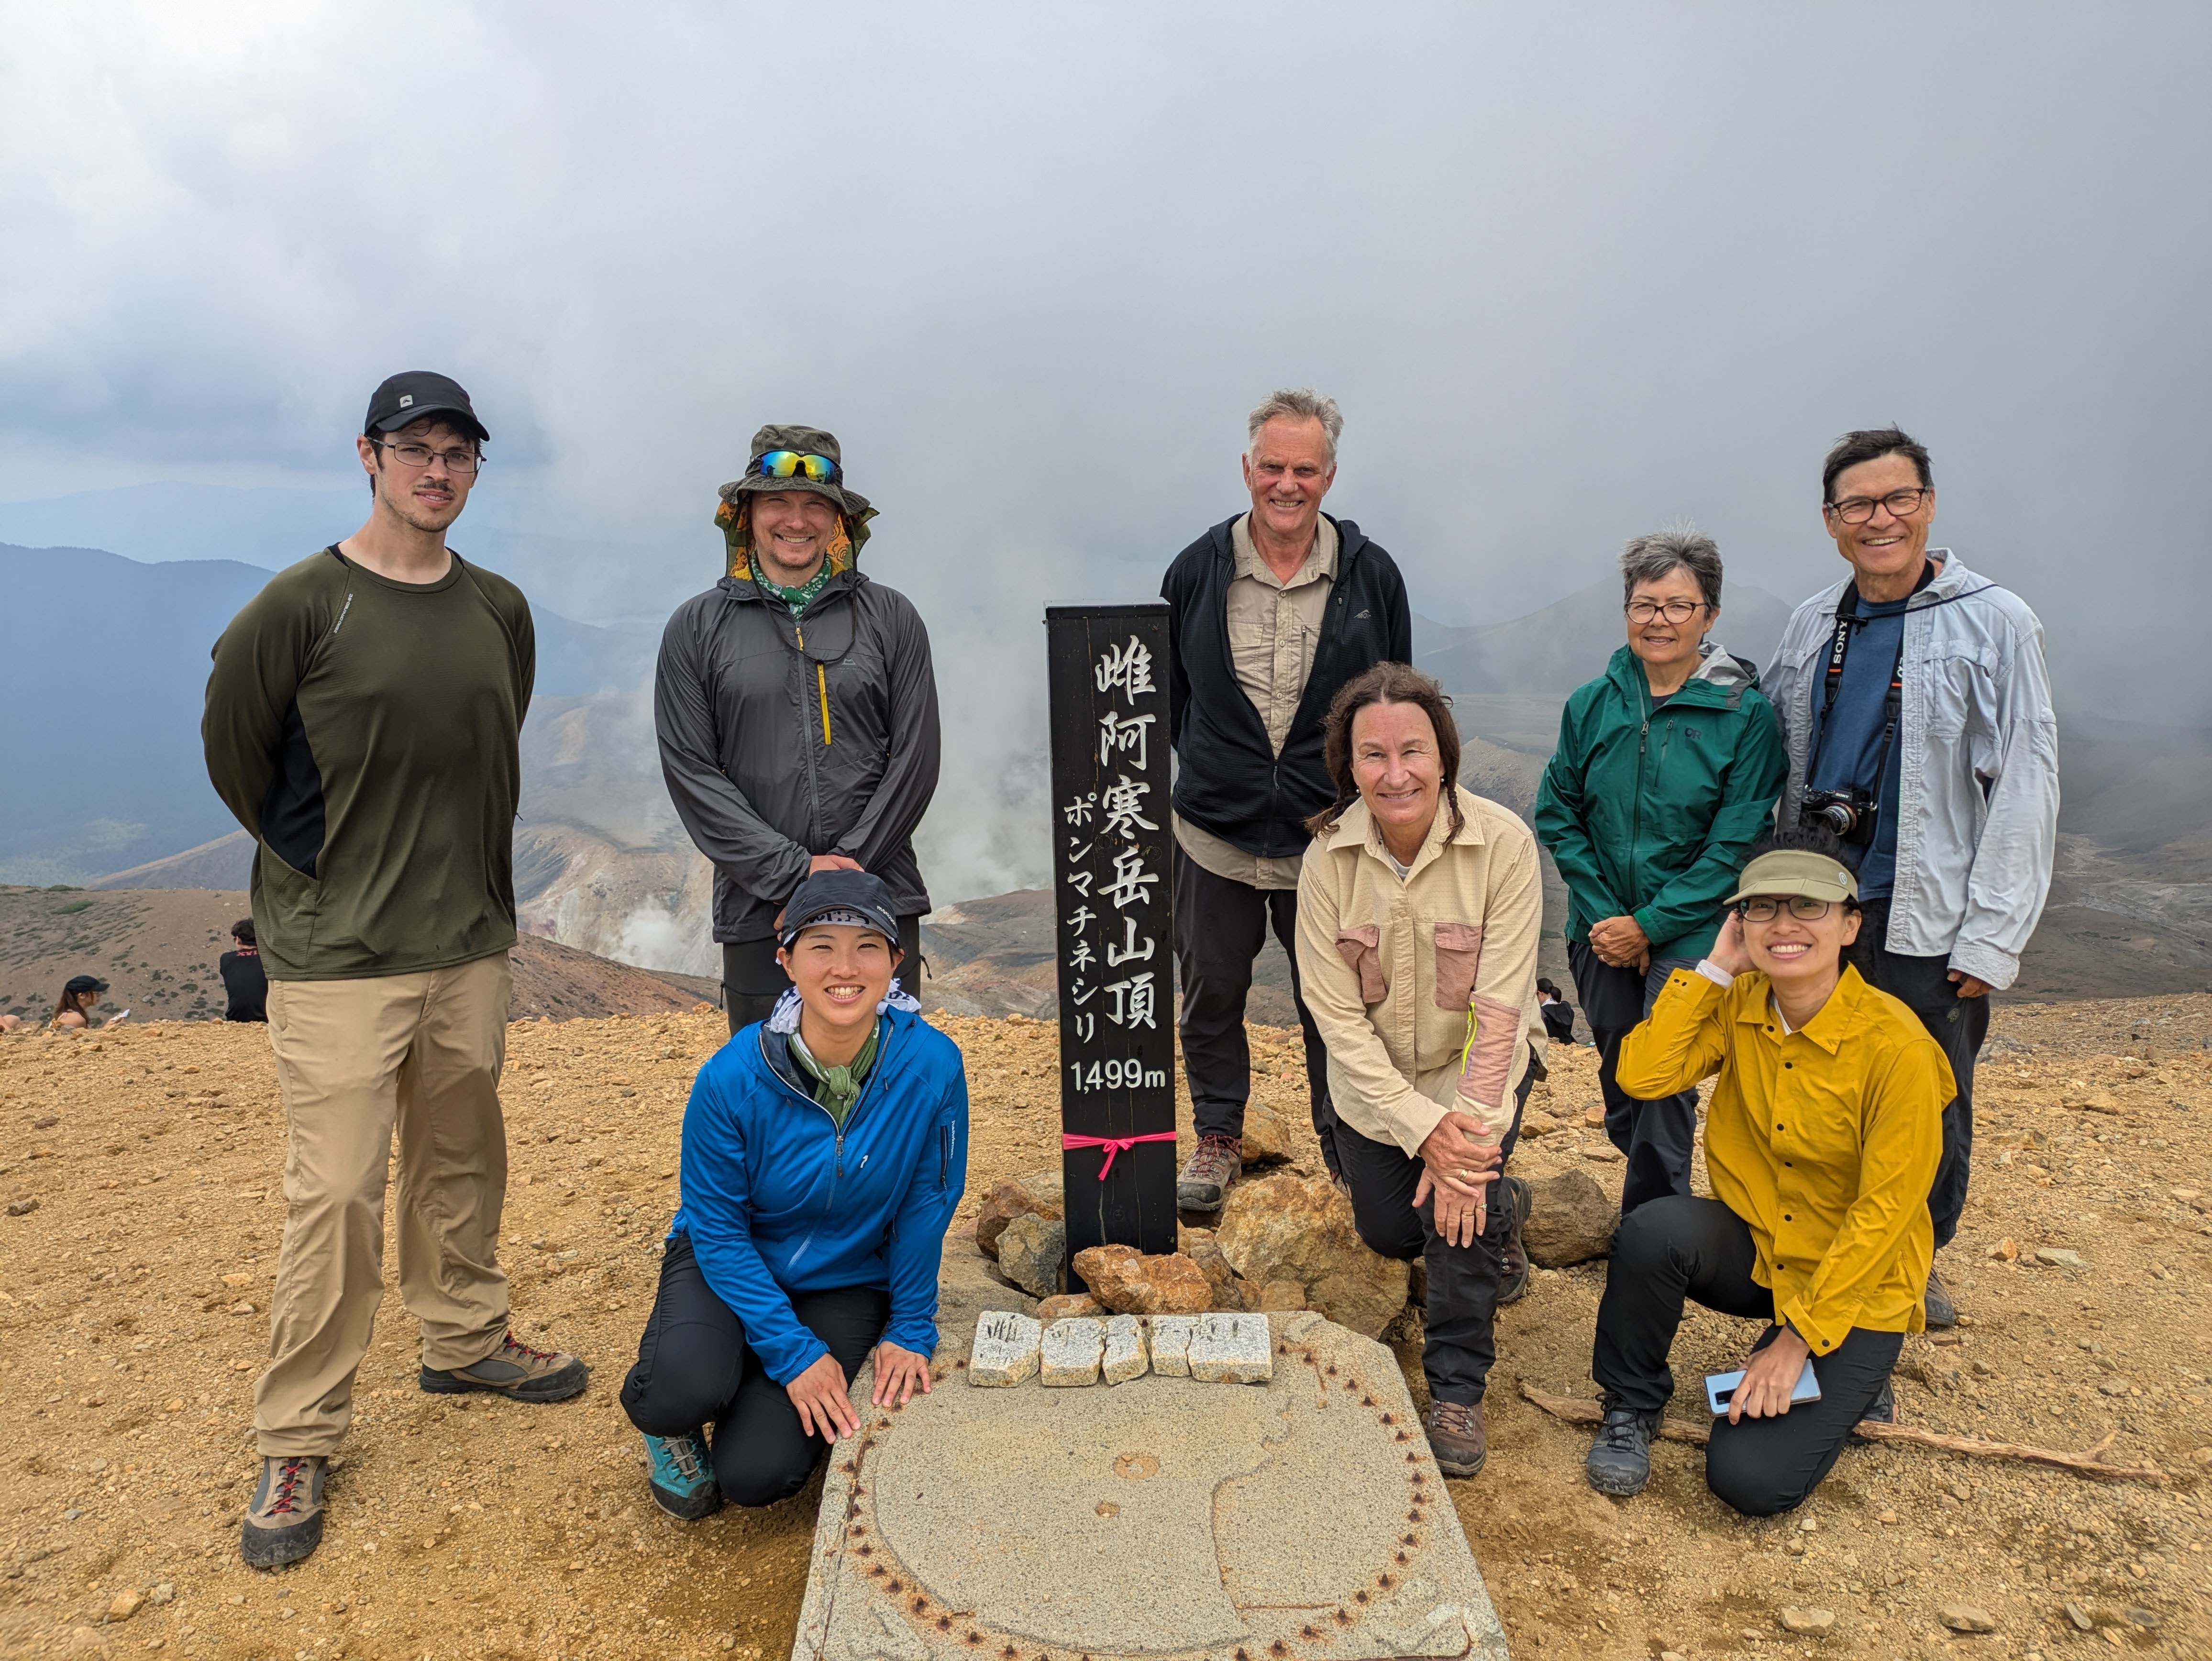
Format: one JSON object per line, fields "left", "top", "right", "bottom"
{"left": 1824, "top": 487, "right": 1928, "bottom": 525}
{"left": 374, "top": 440, "right": 482, "bottom": 474}
{"left": 1626, "top": 598, "right": 1707, "bottom": 624}
{"left": 1737, "top": 895, "right": 1836, "bottom": 923}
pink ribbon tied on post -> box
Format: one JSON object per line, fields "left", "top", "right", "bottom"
{"left": 1061, "top": 1130, "right": 1178, "bottom": 1179}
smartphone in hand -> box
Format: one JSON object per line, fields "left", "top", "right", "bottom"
{"left": 1705, "top": 1358, "right": 1820, "bottom": 1416}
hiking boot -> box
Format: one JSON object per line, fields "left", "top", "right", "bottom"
{"left": 1923, "top": 1267, "right": 1957, "bottom": 1329}
{"left": 1425, "top": 1399, "right": 1487, "bottom": 1478}
{"left": 1176, "top": 1135, "right": 1243, "bottom": 1214}
{"left": 420, "top": 1332, "right": 589, "bottom": 1402}
{"left": 1585, "top": 1402, "right": 1662, "bottom": 1497}
{"left": 642, "top": 1430, "right": 722, "bottom": 1522}
{"left": 1854, "top": 1379, "right": 1897, "bottom": 1437}
{"left": 1496, "top": 1175, "right": 1532, "bottom": 1305}
{"left": 241, "top": 1454, "right": 326, "bottom": 1569}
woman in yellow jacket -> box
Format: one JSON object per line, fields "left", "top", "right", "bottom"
{"left": 1584, "top": 829, "right": 1952, "bottom": 1515}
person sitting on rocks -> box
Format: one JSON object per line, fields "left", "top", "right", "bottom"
{"left": 1294, "top": 663, "right": 1543, "bottom": 1480}
{"left": 219, "top": 918, "right": 268, "bottom": 1022}
{"left": 620, "top": 870, "right": 969, "bottom": 1520}
{"left": 49, "top": 975, "right": 110, "bottom": 1030}
{"left": 1584, "top": 828, "right": 1951, "bottom": 1515}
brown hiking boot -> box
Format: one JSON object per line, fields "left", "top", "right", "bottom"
{"left": 241, "top": 1454, "right": 326, "bottom": 1569}
{"left": 1176, "top": 1135, "right": 1243, "bottom": 1214}
{"left": 1496, "top": 1175, "right": 1531, "bottom": 1304}
{"left": 1425, "top": 1399, "right": 1487, "bottom": 1478}
{"left": 420, "top": 1331, "right": 589, "bottom": 1402}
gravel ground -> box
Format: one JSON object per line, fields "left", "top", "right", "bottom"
{"left": 0, "top": 998, "right": 2205, "bottom": 1660}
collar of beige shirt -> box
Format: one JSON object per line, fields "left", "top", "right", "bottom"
{"left": 1322, "top": 788, "right": 1486, "bottom": 882}
{"left": 1231, "top": 511, "right": 1339, "bottom": 588}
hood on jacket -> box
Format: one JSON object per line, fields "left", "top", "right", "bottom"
{"left": 1691, "top": 641, "right": 1761, "bottom": 690}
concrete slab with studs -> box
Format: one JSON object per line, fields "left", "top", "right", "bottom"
{"left": 790, "top": 1306, "right": 1509, "bottom": 1661}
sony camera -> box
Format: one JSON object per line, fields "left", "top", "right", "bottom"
{"left": 1799, "top": 786, "right": 1879, "bottom": 847}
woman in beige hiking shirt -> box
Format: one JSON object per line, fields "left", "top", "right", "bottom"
{"left": 1295, "top": 663, "right": 1543, "bottom": 1479}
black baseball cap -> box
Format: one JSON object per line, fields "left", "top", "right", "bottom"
{"left": 364, "top": 371, "right": 488, "bottom": 442}
{"left": 63, "top": 975, "right": 108, "bottom": 996}
{"left": 776, "top": 870, "right": 902, "bottom": 950}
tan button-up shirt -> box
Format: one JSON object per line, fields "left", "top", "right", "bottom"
{"left": 1294, "top": 788, "right": 1544, "bottom": 1155}
{"left": 1172, "top": 513, "right": 1339, "bottom": 891}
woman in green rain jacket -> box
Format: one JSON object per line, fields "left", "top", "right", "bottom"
{"left": 1534, "top": 531, "right": 1785, "bottom": 1210}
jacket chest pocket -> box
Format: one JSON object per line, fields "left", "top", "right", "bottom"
{"left": 1432, "top": 923, "right": 1484, "bottom": 1010}
{"left": 1334, "top": 924, "right": 1386, "bottom": 1005}
{"left": 1921, "top": 648, "right": 1997, "bottom": 741}
{"left": 1775, "top": 1069, "right": 1866, "bottom": 1172}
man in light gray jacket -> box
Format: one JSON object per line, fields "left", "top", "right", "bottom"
{"left": 1764, "top": 427, "right": 2058, "bottom": 1332}
{"left": 656, "top": 425, "right": 940, "bottom": 1034}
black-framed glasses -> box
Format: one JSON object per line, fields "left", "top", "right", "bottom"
{"left": 1737, "top": 895, "right": 1836, "bottom": 923}
{"left": 373, "top": 440, "right": 482, "bottom": 474}
{"left": 1626, "top": 598, "right": 1707, "bottom": 624}
{"left": 1824, "top": 487, "right": 1928, "bottom": 525}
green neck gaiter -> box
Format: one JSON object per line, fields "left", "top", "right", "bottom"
{"left": 789, "top": 1019, "right": 881, "bottom": 1129}
{"left": 756, "top": 561, "right": 835, "bottom": 620}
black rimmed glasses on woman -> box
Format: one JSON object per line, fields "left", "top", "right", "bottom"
{"left": 1736, "top": 896, "right": 1836, "bottom": 923}
{"left": 1625, "top": 598, "right": 1708, "bottom": 624}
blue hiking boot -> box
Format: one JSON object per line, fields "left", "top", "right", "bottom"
{"left": 643, "top": 1430, "right": 722, "bottom": 1521}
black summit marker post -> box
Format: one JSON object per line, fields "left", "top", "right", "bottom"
{"left": 1045, "top": 603, "right": 1178, "bottom": 1287}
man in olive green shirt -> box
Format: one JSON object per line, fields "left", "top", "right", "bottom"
{"left": 203, "top": 371, "right": 587, "bottom": 1572}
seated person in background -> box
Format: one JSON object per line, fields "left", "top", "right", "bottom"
{"left": 1536, "top": 978, "right": 1576, "bottom": 1047}
{"left": 220, "top": 918, "right": 269, "bottom": 1022}
{"left": 1584, "top": 829, "right": 1950, "bottom": 1517}
{"left": 619, "top": 870, "right": 968, "bottom": 1520}
{"left": 50, "top": 975, "right": 110, "bottom": 1030}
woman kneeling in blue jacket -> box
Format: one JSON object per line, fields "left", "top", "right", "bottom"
{"left": 621, "top": 870, "right": 968, "bottom": 1518}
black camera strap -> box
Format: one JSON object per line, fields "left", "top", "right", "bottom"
{"left": 1808, "top": 584, "right": 1906, "bottom": 793}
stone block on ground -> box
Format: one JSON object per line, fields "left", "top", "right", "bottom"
{"left": 967, "top": 1311, "right": 1042, "bottom": 1387}
{"left": 997, "top": 1212, "right": 1066, "bottom": 1298}
{"left": 1072, "top": 1242, "right": 1213, "bottom": 1315}
{"left": 1149, "top": 1314, "right": 1197, "bottom": 1376}
{"left": 1040, "top": 1317, "right": 1105, "bottom": 1385}
{"left": 973, "top": 1172, "right": 1064, "bottom": 1260}
{"left": 1101, "top": 1314, "right": 1148, "bottom": 1384}
{"left": 1188, "top": 1312, "right": 1273, "bottom": 1383}
{"left": 1521, "top": 1168, "right": 1618, "bottom": 1266}
{"left": 1214, "top": 1171, "right": 1409, "bottom": 1338}
{"left": 795, "top": 1308, "right": 1508, "bottom": 1661}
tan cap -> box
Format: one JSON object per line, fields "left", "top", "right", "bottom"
{"left": 1726, "top": 849, "right": 1858, "bottom": 906}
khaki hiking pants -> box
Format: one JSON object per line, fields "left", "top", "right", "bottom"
{"left": 254, "top": 953, "right": 513, "bottom": 1456}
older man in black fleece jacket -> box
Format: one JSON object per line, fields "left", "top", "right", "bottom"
{"left": 1161, "top": 389, "right": 1412, "bottom": 1207}
{"left": 656, "top": 425, "right": 941, "bottom": 1035}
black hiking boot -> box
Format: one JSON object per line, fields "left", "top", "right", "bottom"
{"left": 1496, "top": 1176, "right": 1532, "bottom": 1304}
{"left": 1585, "top": 1401, "right": 1663, "bottom": 1497}
{"left": 241, "top": 1454, "right": 326, "bottom": 1569}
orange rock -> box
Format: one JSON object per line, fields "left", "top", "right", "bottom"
{"left": 1036, "top": 1293, "right": 1105, "bottom": 1321}
{"left": 1070, "top": 1244, "right": 1214, "bottom": 1316}
{"left": 1215, "top": 1172, "right": 1409, "bottom": 1339}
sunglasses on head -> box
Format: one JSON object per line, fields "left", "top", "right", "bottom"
{"left": 754, "top": 450, "right": 839, "bottom": 483}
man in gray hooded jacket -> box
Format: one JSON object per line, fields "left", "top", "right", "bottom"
{"left": 656, "top": 425, "right": 941, "bottom": 1033}
{"left": 1763, "top": 426, "right": 2058, "bottom": 1332}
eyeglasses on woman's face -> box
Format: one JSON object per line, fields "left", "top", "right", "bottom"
{"left": 1737, "top": 895, "right": 1836, "bottom": 923}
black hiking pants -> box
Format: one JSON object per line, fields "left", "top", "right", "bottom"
{"left": 721, "top": 916, "right": 924, "bottom": 1038}
{"left": 620, "top": 1235, "right": 888, "bottom": 1507}
{"left": 1592, "top": 1195, "right": 1902, "bottom": 1517}
{"left": 1171, "top": 843, "right": 1337, "bottom": 1170}
{"left": 1842, "top": 900, "right": 1987, "bottom": 1251}
{"left": 1335, "top": 1064, "right": 1534, "bottom": 1406}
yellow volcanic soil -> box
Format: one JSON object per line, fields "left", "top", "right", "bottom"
{"left": 2, "top": 999, "right": 2209, "bottom": 1659}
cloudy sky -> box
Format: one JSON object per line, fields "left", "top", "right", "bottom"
{"left": 4, "top": 2, "right": 2207, "bottom": 895}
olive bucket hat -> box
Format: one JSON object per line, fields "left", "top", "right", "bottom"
{"left": 715, "top": 424, "right": 877, "bottom": 578}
